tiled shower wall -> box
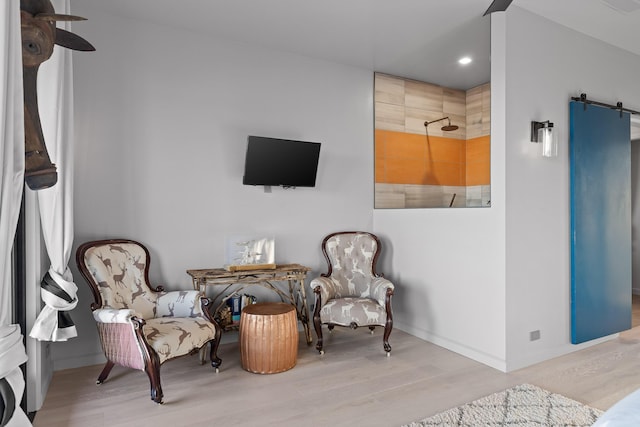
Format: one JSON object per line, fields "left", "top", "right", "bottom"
{"left": 374, "top": 73, "right": 491, "bottom": 208}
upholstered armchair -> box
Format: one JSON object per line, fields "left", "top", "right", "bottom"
{"left": 310, "top": 231, "right": 394, "bottom": 355}
{"left": 76, "top": 239, "right": 222, "bottom": 404}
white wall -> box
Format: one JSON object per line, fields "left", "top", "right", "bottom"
{"left": 503, "top": 7, "right": 640, "bottom": 370}
{"left": 57, "top": 3, "right": 640, "bottom": 373}
{"left": 372, "top": 15, "right": 508, "bottom": 371}
{"left": 374, "top": 8, "right": 640, "bottom": 373}
{"left": 56, "top": 3, "right": 375, "bottom": 369}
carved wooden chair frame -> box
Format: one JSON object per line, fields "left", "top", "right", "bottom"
{"left": 312, "top": 231, "right": 394, "bottom": 355}
{"left": 76, "top": 238, "right": 222, "bottom": 404}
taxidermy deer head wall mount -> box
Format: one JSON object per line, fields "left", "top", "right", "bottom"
{"left": 20, "top": 0, "right": 94, "bottom": 190}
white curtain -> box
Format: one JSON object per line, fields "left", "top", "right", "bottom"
{"left": 0, "top": 1, "right": 31, "bottom": 425}
{"left": 29, "top": 0, "right": 78, "bottom": 342}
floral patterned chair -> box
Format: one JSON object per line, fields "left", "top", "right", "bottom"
{"left": 310, "top": 231, "right": 395, "bottom": 356}
{"left": 76, "top": 239, "right": 222, "bottom": 404}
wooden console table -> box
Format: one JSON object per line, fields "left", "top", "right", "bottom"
{"left": 186, "top": 264, "right": 312, "bottom": 345}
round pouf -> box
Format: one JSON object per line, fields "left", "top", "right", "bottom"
{"left": 239, "top": 302, "right": 298, "bottom": 374}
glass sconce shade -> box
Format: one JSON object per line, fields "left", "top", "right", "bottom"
{"left": 539, "top": 123, "right": 556, "bottom": 157}
{"left": 531, "top": 120, "right": 557, "bottom": 158}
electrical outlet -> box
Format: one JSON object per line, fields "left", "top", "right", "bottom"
{"left": 529, "top": 330, "right": 541, "bottom": 341}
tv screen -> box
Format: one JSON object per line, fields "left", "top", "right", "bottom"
{"left": 242, "top": 136, "right": 321, "bottom": 187}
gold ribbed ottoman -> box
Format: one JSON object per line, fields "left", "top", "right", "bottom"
{"left": 239, "top": 302, "right": 298, "bottom": 374}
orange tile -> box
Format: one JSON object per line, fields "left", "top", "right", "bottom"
{"left": 384, "top": 157, "right": 428, "bottom": 185}
{"left": 375, "top": 130, "right": 386, "bottom": 156}
{"left": 430, "top": 162, "right": 464, "bottom": 186}
{"left": 384, "top": 132, "right": 424, "bottom": 159}
{"left": 466, "top": 161, "right": 490, "bottom": 186}
{"left": 466, "top": 151, "right": 490, "bottom": 165}
{"left": 466, "top": 136, "right": 490, "bottom": 163}
{"left": 375, "top": 160, "right": 386, "bottom": 183}
{"left": 427, "top": 136, "right": 464, "bottom": 163}
{"left": 375, "top": 129, "right": 489, "bottom": 186}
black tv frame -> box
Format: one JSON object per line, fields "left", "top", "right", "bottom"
{"left": 242, "top": 136, "right": 321, "bottom": 188}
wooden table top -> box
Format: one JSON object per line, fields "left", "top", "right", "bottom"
{"left": 187, "top": 264, "right": 311, "bottom": 280}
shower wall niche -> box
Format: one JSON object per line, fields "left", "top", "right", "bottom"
{"left": 374, "top": 73, "right": 491, "bottom": 209}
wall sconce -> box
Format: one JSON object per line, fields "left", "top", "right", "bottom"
{"left": 531, "top": 120, "right": 557, "bottom": 157}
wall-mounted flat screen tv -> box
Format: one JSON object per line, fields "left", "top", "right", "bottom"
{"left": 242, "top": 136, "right": 321, "bottom": 187}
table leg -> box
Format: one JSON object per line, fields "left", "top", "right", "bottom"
{"left": 297, "top": 278, "right": 312, "bottom": 345}
{"left": 188, "top": 269, "right": 313, "bottom": 344}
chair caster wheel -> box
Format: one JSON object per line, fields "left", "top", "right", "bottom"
{"left": 386, "top": 352, "right": 391, "bottom": 357}
{"left": 319, "top": 350, "right": 324, "bottom": 355}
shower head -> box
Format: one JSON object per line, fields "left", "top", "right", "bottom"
{"left": 424, "top": 117, "right": 459, "bottom": 132}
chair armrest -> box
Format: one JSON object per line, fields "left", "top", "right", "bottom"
{"left": 310, "top": 277, "right": 342, "bottom": 307}
{"left": 156, "top": 290, "right": 203, "bottom": 318}
{"left": 92, "top": 310, "right": 147, "bottom": 371}
{"left": 371, "top": 277, "right": 394, "bottom": 307}
{"left": 92, "top": 308, "right": 141, "bottom": 324}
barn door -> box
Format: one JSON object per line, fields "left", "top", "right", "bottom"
{"left": 570, "top": 101, "right": 631, "bottom": 344}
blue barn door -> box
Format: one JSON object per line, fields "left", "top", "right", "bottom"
{"left": 570, "top": 101, "right": 631, "bottom": 344}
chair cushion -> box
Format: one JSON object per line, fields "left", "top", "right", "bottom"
{"left": 82, "top": 242, "right": 158, "bottom": 319}
{"left": 156, "top": 290, "right": 203, "bottom": 318}
{"left": 143, "top": 317, "right": 216, "bottom": 364}
{"left": 324, "top": 233, "right": 379, "bottom": 297}
{"left": 320, "top": 297, "right": 387, "bottom": 327}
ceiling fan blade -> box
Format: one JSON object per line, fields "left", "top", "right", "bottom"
{"left": 35, "top": 13, "right": 87, "bottom": 22}
{"left": 55, "top": 28, "right": 95, "bottom": 51}
{"left": 483, "top": 0, "right": 514, "bottom": 15}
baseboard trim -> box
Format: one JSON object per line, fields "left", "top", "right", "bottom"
{"left": 53, "top": 353, "right": 106, "bottom": 371}
{"left": 395, "top": 320, "right": 507, "bottom": 372}
{"left": 395, "top": 320, "right": 620, "bottom": 373}
{"left": 504, "top": 333, "right": 618, "bottom": 371}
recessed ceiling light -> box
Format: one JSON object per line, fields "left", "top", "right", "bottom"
{"left": 458, "top": 56, "right": 472, "bottom": 65}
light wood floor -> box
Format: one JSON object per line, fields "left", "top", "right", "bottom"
{"left": 33, "top": 317, "right": 640, "bottom": 427}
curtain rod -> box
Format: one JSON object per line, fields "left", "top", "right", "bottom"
{"left": 571, "top": 93, "right": 640, "bottom": 116}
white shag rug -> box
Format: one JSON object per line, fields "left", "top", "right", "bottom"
{"left": 403, "top": 383, "right": 604, "bottom": 427}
